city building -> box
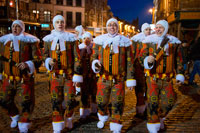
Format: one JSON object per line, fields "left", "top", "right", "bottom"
{"left": 0, "top": 0, "right": 40, "bottom": 36}
{"left": 0, "top": 0, "right": 85, "bottom": 37}
{"left": 29, "top": 0, "right": 85, "bottom": 35}
{"left": 0, "top": 0, "right": 115, "bottom": 37}
{"left": 85, "top": 0, "right": 113, "bottom": 36}
{"left": 153, "top": 0, "right": 200, "bottom": 40}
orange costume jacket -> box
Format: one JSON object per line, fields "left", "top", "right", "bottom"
{"left": 43, "top": 31, "right": 82, "bottom": 82}
{"left": 141, "top": 34, "right": 184, "bottom": 82}
{"left": 0, "top": 33, "right": 40, "bottom": 81}
{"left": 91, "top": 33, "right": 136, "bottom": 87}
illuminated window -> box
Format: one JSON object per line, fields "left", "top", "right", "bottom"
{"left": 44, "top": 11, "right": 51, "bottom": 22}
{"left": 33, "top": 10, "right": 39, "bottom": 14}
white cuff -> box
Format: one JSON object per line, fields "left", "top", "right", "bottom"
{"left": 52, "top": 122, "right": 65, "bottom": 132}
{"left": 97, "top": 113, "right": 109, "bottom": 122}
{"left": 144, "top": 56, "right": 154, "bottom": 69}
{"left": 92, "top": 59, "right": 101, "bottom": 73}
{"left": 76, "top": 87, "right": 81, "bottom": 94}
{"left": 0, "top": 74, "right": 2, "bottom": 80}
{"left": 45, "top": 58, "right": 53, "bottom": 71}
{"left": 18, "top": 122, "right": 30, "bottom": 133}
{"left": 126, "top": 79, "right": 136, "bottom": 87}
{"left": 25, "top": 61, "right": 35, "bottom": 74}
{"left": 147, "top": 123, "right": 161, "bottom": 133}
{"left": 176, "top": 74, "right": 185, "bottom": 83}
{"left": 72, "top": 74, "right": 83, "bottom": 83}
{"left": 110, "top": 123, "right": 123, "bottom": 132}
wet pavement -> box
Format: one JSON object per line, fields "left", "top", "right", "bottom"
{"left": 0, "top": 67, "right": 200, "bottom": 133}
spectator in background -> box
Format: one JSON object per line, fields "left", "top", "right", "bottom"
{"left": 181, "top": 40, "right": 190, "bottom": 72}
{"left": 189, "top": 31, "right": 200, "bottom": 85}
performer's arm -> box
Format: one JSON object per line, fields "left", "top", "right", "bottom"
{"left": 73, "top": 40, "right": 83, "bottom": 83}
{"left": 91, "top": 43, "right": 101, "bottom": 74}
{"left": 142, "top": 43, "right": 155, "bottom": 69}
{"left": 43, "top": 41, "right": 54, "bottom": 71}
{"left": 126, "top": 45, "right": 136, "bottom": 89}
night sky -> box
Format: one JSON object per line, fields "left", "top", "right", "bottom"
{"left": 107, "top": 0, "right": 154, "bottom": 27}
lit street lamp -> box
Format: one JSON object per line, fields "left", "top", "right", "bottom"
{"left": 10, "top": 0, "right": 19, "bottom": 19}
{"left": 149, "top": 7, "right": 156, "bottom": 24}
{"left": 9, "top": 1, "right": 14, "bottom": 7}
{"left": 118, "top": 21, "right": 123, "bottom": 34}
{"left": 149, "top": 8, "right": 153, "bottom": 14}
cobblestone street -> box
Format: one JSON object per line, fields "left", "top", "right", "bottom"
{"left": 0, "top": 67, "right": 200, "bottom": 133}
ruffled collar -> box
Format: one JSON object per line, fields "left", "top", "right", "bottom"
{"left": 43, "top": 30, "right": 77, "bottom": 42}
{"left": 107, "top": 32, "right": 118, "bottom": 38}
{"left": 0, "top": 33, "right": 39, "bottom": 44}
{"left": 142, "top": 34, "right": 181, "bottom": 44}
{"left": 0, "top": 33, "right": 39, "bottom": 52}
{"left": 131, "top": 32, "right": 147, "bottom": 42}
{"left": 93, "top": 33, "right": 131, "bottom": 47}
{"left": 93, "top": 33, "right": 131, "bottom": 53}
{"left": 142, "top": 34, "right": 181, "bottom": 55}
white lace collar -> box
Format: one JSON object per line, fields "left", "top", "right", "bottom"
{"left": 0, "top": 33, "right": 39, "bottom": 51}
{"left": 43, "top": 30, "right": 77, "bottom": 42}
{"left": 142, "top": 34, "right": 181, "bottom": 44}
{"left": 131, "top": 32, "right": 147, "bottom": 42}
{"left": 94, "top": 33, "right": 131, "bottom": 47}
{"left": 0, "top": 33, "right": 39, "bottom": 44}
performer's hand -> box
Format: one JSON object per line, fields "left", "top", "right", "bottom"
{"left": 17, "top": 62, "right": 29, "bottom": 70}
{"left": 182, "top": 42, "right": 189, "bottom": 47}
{"left": 49, "top": 59, "right": 55, "bottom": 66}
{"left": 73, "top": 82, "right": 81, "bottom": 87}
{"left": 147, "top": 55, "right": 155, "bottom": 63}
{"left": 175, "top": 80, "right": 182, "bottom": 86}
{"left": 83, "top": 38, "right": 91, "bottom": 46}
{"left": 95, "top": 62, "right": 101, "bottom": 72}
{"left": 128, "top": 86, "right": 135, "bottom": 91}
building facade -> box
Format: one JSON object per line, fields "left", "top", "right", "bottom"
{"left": 0, "top": 0, "right": 41, "bottom": 36}
{"left": 29, "top": 0, "right": 85, "bottom": 33}
{"left": 0, "top": 0, "right": 115, "bottom": 37}
{"left": 154, "top": 0, "right": 200, "bottom": 40}
{"left": 0, "top": 0, "right": 85, "bottom": 37}
{"left": 85, "top": 0, "right": 113, "bottom": 36}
